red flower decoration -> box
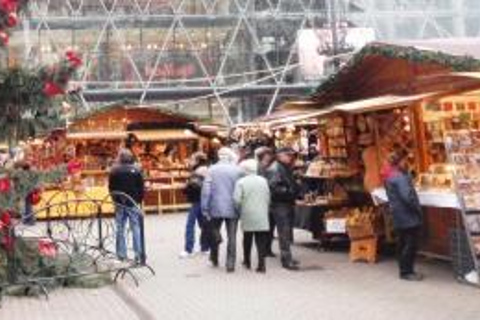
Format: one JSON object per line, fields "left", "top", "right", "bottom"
{"left": 0, "top": 211, "right": 11, "bottom": 228}
{"left": 65, "top": 50, "right": 83, "bottom": 68}
{"left": 6, "top": 12, "right": 18, "bottom": 27}
{"left": 0, "top": 177, "right": 11, "bottom": 193}
{"left": 0, "top": 211, "right": 14, "bottom": 251}
{"left": 0, "top": 0, "right": 18, "bottom": 13}
{"left": 68, "top": 56, "right": 83, "bottom": 68}
{"left": 38, "top": 238, "right": 57, "bottom": 258}
{"left": 28, "top": 189, "right": 42, "bottom": 205}
{"left": 67, "top": 159, "right": 82, "bottom": 175}
{"left": 43, "top": 81, "right": 65, "bottom": 97}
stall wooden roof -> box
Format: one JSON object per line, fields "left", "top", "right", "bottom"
{"left": 70, "top": 104, "right": 196, "bottom": 132}
{"left": 311, "top": 42, "right": 480, "bottom": 107}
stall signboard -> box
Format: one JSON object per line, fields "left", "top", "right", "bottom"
{"left": 298, "top": 28, "right": 375, "bottom": 81}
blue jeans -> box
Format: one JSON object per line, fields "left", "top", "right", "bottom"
{"left": 115, "top": 205, "right": 142, "bottom": 260}
{"left": 185, "top": 202, "right": 210, "bottom": 253}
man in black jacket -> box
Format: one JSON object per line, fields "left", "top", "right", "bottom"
{"left": 382, "top": 151, "right": 423, "bottom": 281}
{"left": 109, "top": 149, "right": 145, "bottom": 263}
{"left": 266, "top": 148, "right": 300, "bottom": 271}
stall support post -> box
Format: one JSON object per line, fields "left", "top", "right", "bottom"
{"left": 139, "top": 211, "right": 147, "bottom": 265}
{"left": 412, "top": 103, "right": 428, "bottom": 172}
{"left": 96, "top": 203, "right": 104, "bottom": 251}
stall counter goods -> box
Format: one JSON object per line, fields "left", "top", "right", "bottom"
{"left": 371, "top": 188, "right": 460, "bottom": 209}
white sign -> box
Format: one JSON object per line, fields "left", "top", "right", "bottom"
{"left": 298, "top": 28, "right": 376, "bottom": 81}
{"left": 325, "top": 218, "right": 347, "bottom": 234}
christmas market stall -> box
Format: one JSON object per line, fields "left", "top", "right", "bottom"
{"left": 33, "top": 104, "right": 222, "bottom": 217}
{"left": 301, "top": 41, "right": 480, "bottom": 279}
{"left": 239, "top": 41, "right": 480, "bottom": 273}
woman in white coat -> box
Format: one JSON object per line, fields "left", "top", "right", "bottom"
{"left": 234, "top": 159, "right": 271, "bottom": 273}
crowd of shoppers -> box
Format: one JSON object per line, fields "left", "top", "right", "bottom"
{"left": 180, "top": 145, "right": 301, "bottom": 274}
{"left": 107, "top": 144, "right": 424, "bottom": 280}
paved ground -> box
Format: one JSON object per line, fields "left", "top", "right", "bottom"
{"left": 1, "top": 213, "right": 480, "bottom": 320}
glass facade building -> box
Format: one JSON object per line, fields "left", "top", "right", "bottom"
{"left": 3, "top": 0, "right": 480, "bottom": 123}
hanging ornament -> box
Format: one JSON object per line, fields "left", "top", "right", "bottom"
{"left": 0, "top": 176, "right": 11, "bottom": 193}
{"left": 43, "top": 81, "right": 64, "bottom": 97}
{"left": 0, "top": 31, "right": 9, "bottom": 46}
{"left": 6, "top": 11, "right": 17, "bottom": 27}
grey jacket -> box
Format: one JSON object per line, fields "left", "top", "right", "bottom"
{"left": 201, "top": 161, "right": 243, "bottom": 219}
{"left": 384, "top": 167, "right": 423, "bottom": 230}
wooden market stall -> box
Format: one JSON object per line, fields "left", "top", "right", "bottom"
{"left": 308, "top": 42, "right": 480, "bottom": 278}
{"left": 34, "top": 104, "right": 222, "bottom": 217}
{"left": 246, "top": 42, "right": 480, "bottom": 274}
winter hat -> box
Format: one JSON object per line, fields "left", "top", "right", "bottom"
{"left": 240, "top": 159, "right": 258, "bottom": 175}
{"left": 117, "top": 148, "right": 134, "bottom": 164}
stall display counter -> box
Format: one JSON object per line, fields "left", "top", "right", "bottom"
{"left": 371, "top": 187, "right": 460, "bottom": 259}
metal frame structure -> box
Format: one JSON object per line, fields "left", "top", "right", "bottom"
{"left": 3, "top": 0, "right": 480, "bottom": 123}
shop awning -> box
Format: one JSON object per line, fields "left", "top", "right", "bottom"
{"left": 131, "top": 129, "right": 198, "bottom": 141}
{"left": 265, "top": 109, "right": 334, "bottom": 127}
{"left": 330, "top": 93, "right": 437, "bottom": 114}
{"left": 66, "top": 131, "right": 128, "bottom": 140}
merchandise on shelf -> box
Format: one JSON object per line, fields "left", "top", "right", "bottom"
{"left": 346, "top": 207, "right": 384, "bottom": 240}
{"left": 417, "top": 164, "right": 454, "bottom": 191}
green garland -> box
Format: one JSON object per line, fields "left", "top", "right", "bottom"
{"left": 312, "top": 42, "right": 480, "bottom": 101}
{"left": 71, "top": 100, "right": 201, "bottom": 123}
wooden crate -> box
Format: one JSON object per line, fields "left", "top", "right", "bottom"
{"left": 347, "top": 224, "right": 377, "bottom": 240}
{"left": 349, "top": 236, "right": 379, "bottom": 264}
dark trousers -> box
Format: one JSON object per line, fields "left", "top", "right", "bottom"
{"left": 210, "top": 218, "right": 238, "bottom": 269}
{"left": 266, "top": 211, "right": 276, "bottom": 254}
{"left": 397, "top": 227, "right": 420, "bottom": 276}
{"left": 243, "top": 231, "right": 269, "bottom": 269}
{"left": 272, "top": 203, "right": 295, "bottom": 265}
{"left": 184, "top": 202, "right": 209, "bottom": 253}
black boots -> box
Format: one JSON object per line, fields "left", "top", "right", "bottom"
{"left": 256, "top": 259, "right": 266, "bottom": 273}
{"left": 282, "top": 259, "right": 300, "bottom": 271}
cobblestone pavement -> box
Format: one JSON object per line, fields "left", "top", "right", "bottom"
{"left": 1, "top": 214, "right": 480, "bottom": 320}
